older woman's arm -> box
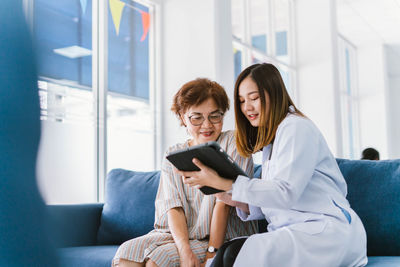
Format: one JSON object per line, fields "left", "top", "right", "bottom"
{"left": 168, "top": 207, "right": 200, "bottom": 267}
{"left": 204, "top": 201, "right": 230, "bottom": 264}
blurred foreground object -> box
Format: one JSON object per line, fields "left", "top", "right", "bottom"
{"left": 0, "top": 1, "right": 57, "bottom": 266}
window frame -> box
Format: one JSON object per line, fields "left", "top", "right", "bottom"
{"left": 232, "top": 0, "right": 297, "bottom": 100}
{"left": 337, "top": 34, "right": 360, "bottom": 159}
{"left": 24, "top": 0, "right": 160, "bottom": 203}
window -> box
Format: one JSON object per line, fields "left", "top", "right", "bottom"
{"left": 27, "top": 0, "right": 157, "bottom": 204}
{"left": 231, "top": 0, "right": 296, "bottom": 164}
{"left": 338, "top": 36, "right": 360, "bottom": 159}
{"left": 107, "top": 1, "right": 156, "bottom": 176}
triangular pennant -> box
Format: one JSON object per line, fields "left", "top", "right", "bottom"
{"left": 109, "top": 0, "right": 125, "bottom": 35}
{"left": 80, "top": 0, "right": 87, "bottom": 14}
{"left": 140, "top": 11, "right": 150, "bottom": 42}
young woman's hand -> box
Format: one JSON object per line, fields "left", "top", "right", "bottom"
{"left": 178, "top": 158, "right": 233, "bottom": 191}
{"left": 215, "top": 192, "right": 236, "bottom": 206}
{"left": 179, "top": 247, "right": 200, "bottom": 267}
{"left": 215, "top": 192, "right": 250, "bottom": 213}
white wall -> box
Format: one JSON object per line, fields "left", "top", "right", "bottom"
{"left": 384, "top": 45, "right": 400, "bottom": 159}
{"left": 294, "top": 0, "right": 342, "bottom": 156}
{"left": 37, "top": 121, "right": 97, "bottom": 204}
{"left": 160, "top": 0, "right": 235, "bottom": 155}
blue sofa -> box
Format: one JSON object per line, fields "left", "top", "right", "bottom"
{"left": 49, "top": 159, "right": 400, "bottom": 267}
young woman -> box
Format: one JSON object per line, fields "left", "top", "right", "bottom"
{"left": 180, "top": 64, "right": 368, "bottom": 267}
{"left": 112, "top": 78, "right": 257, "bottom": 267}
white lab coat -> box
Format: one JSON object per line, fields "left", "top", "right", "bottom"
{"left": 231, "top": 113, "right": 368, "bottom": 267}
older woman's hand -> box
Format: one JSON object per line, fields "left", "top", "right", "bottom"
{"left": 178, "top": 158, "right": 233, "bottom": 192}
{"left": 179, "top": 246, "right": 200, "bottom": 267}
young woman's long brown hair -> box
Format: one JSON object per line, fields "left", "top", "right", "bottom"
{"left": 234, "top": 63, "right": 304, "bottom": 157}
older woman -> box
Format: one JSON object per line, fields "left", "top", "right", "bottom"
{"left": 112, "top": 78, "right": 258, "bottom": 267}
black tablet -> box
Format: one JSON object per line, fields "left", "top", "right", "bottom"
{"left": 166, "top": 141, "right": 247, "bottom": 195}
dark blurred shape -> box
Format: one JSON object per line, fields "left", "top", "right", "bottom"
{"left": 361, "top": 147, "right": 380, "bottom": 160}
{"left": 0, "top": 1, "right": 57, "bottom": 266}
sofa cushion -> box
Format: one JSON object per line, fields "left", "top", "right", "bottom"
{"left": 336, "top": 159, "right": 400, "bottom": 256}
{"left": 366, "top": 256, "right": 400, "bottom": 266}
{"left": 58, "top": 245, "right": 118, "bottom": 267}
{"left": 97, "top": 169, "right": 160, "bottom": 245}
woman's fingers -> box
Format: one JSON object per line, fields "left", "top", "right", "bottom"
{"left": 192, "top": 158, "right": 206, "bottom": 169}
{"left": 182, "top": 176, "right": 199, "bottom": 186}
{"left": 182, "top": 177, "right": 203, "bottom": 189}
{"left": 177, "top": 169, "right": 197, "bottom": 178}
{"left": 177, "top": 159, "right": 215, "bottom": 189}
{"left": 182, "top": 176, "right": 191, "bottom": 185}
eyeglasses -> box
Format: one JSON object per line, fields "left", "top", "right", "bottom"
{"left": 188, "top": 112, "right": 224, "bottom": 126}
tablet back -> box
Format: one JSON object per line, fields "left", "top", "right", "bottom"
{"left": 166, "top": 142, "right": 247, "bottom": 195}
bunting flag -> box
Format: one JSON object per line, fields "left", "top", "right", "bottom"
{"left": 80, "top": 0, "right": 87, "bottom": 14}
{"left": 109, "top": 0, "right": 125, "bottom": 35}
{"left": 140, "top": 10, "right": 150, "bottom": 42}
{"left": 108, "top": 0, "right": 151, "bottom": 40}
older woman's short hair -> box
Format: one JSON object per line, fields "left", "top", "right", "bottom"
{"left": 171, "top": 78, "right": 230, "bottom": 126}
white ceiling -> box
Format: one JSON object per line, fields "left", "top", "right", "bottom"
{"left": 337, "top": 0, "right": 400, "bottom": 46}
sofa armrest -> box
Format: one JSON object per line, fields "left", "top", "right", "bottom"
{"left": 47, "top": 203, "right": 104, "bottom": 248}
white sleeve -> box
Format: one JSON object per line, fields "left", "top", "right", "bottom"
{"left": 231, "top": 119, "right": 319, "bottom": 210}
{"left": 236, "top": 200, "right": 265, "bottom": 221}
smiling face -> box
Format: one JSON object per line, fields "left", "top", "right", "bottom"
{"left": 238, "top": 76, "right": 270, "bottom": 127}
{"left": 181, "top": 98, "right": 224, "bottom": 146}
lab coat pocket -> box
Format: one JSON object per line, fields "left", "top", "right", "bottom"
{"left": 288, "top": 220, "right": 328, "bottom": 235}
{"left": 332, "top": 199, "right": 352, "bottom": 224}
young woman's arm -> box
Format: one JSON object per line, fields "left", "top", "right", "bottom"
{"left": 181, "top": 120, "right": 320, "bottom": 211}
{"left": 168, "top": 207, "right": 200, "bottom": 267}
{"left": 204, "top": 201, "right": 230, "bottom": 264}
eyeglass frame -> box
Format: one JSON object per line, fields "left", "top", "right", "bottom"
{"left": 187, "top": 111, "right": 225, "bottom": 126}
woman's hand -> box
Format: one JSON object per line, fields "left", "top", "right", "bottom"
{"left": 215, "top": 192, "right": 250, "bottom": 213}
{"left": 200, "top": 251, "right": 216, "bottom": 267}
{"left": 179, "top": 246, "right": 200, "bottom": 267}
{"left": 178, "top": 158, "right": 233, "bottom": 191}
{"left": 215, "top": 192, "right": 236, "bottom": 206}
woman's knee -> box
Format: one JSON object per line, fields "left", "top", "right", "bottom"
{"left": 117, "top": 259, "right": 145, "bottom": 267}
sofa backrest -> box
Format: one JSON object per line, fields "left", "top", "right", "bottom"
{"left": 99, "top": 159, "right": 400, "bottom": 257}
{"left": 97, "top": 169, "right": 160, "bottom": 245}
{"left": 336, "top": 158, "right": 400, "bottom": 256}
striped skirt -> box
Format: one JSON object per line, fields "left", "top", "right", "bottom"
{"left": 112, "top": 230, "right": 209, "bottom": 266}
